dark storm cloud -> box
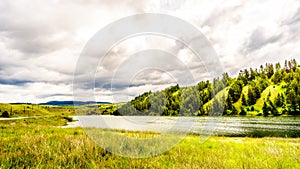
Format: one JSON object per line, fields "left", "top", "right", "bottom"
{"left": 0, "top": 79, "right": 32, "bottom": 86}
{"left": 243, "top": 28, "right": 282, "bottom": 54}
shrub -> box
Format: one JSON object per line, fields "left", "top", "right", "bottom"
{"left": 1, "top": 111, "right": 10, "bottom": 118}
{"left": 239, "top": 108, "right": 247, "bottom": 115}
{"left": 63, "top": 116, "right": 73, "bottom": 122}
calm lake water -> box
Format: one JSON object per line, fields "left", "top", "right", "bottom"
{"left": 64, "top": 115, "right": 300, "bottom": 137}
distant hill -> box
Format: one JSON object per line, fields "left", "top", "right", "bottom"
{"left": 112, "top": 59, "right": 300, "bottom": 116}
{"left": 40, "top": 101, "right": 111, "bottom": 106}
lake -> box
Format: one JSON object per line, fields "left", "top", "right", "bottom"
{"left": 64, "top": 115, "right": 300, "bottom": 137}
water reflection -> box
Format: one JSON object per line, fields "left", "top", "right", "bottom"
{"left": 64, "top": 116, "right": 300, "bottom": 137}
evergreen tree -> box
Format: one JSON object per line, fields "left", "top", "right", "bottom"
{"left": 225, "top": 95, "right": 233, "bottom": 112}
{"left": 262, "top": 101, "right": 269, "bottom": 116}
{"left": 228, "top": 80, "right": 243, "bottom": 102}
{"left": 291, "top": 59, "right": 297, "bottom": 71}
{"left": 241, "top": 94, "right": 247, "bottom": 106}
{"left": 284, "top": 60, "right": 288, "bottom": 70}
{"left": 244, "top": 69, "right": 250, "bottom": 82}
{"left": 268, "top": 100, "right": 279, "bottom": 116}
{"left": 249, "top": 68, "right": 256, "bottom": 80}
{"left": 286, "top": 79, "right": 300, "bottom": 114}
{"left": 275, "top": 62, "right": 281, "bottom": 70}
{"left": 238, "top": 71, "right": 248, "bottom": 85}
{"left": 260, "top": 65, "right": 264, "bottom": 72}
{"left": 247, "top": 87, "right": 256, "bottom": 105}
{"left": 211, "top": 99, "right": 223, "bottom": 116}
{"left": 286, "top": 89, "right": 298, "bottom": 112}
{"left": 281, "top": 94, "right": 285, "bottom": 105}
{"left": 240, "top": 106, "right": 247, "bottom": 115}
{"left": 265, "top": 63, "right": 274, "bottom": 78}
{"left": 181, "top": 87, "right": 199, "bottom": 116}
{"left": 222, "top": 72, "right": 231, "bottom": 86}
{"left": 232, "top": 105, "right": 238, "bottom": 115}
{"left": 253, "top": 85, "right": 261, "bottom": 100}
{"left": 274, "top": 93, "right": 284, "bottom": 107}
{"left": 272, "top": 70, "right": 282, "bottom": 84}
{"left": 198, "top": 100, "right": 204, "bottom": 116}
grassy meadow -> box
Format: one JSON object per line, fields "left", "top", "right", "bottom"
{"left": 1, "top": 60, "right": 299, "bottom": 168}
{"left": 0, "top": 103, "right": 75, "bottom": 117}
{"left": 0, "top": 116, "right": 299, "bottom": 168}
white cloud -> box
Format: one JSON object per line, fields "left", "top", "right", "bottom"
{"left": 0, "top": 82, "right": 72, "bottom": 103}
{"left": 0, "top": 0, "right": 300, "bottom": 103}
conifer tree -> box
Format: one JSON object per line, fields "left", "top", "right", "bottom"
{"left": 241, "top": 94, "right": 247, "bottom": 106}
{"left": 262, "top": 101, "right": 269, "bottom": 116}
{"left": 247, "top": 87, "right": 256, "bottom": 105}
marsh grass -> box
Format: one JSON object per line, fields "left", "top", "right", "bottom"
{"left": 0, "top": 117, "right": 299, "bottom": 168}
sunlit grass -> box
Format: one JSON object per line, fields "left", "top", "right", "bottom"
{"left": 233, "top": 85, "right": 249, "bottom": 112}
{"left": 232, "top": 82, "right": 288, "bottom": 115}
{"left": 254, "top": 83, "right": 286, "bottom": 112}
{"left": 0, "top": 119, "right": 299, "bottom": 168}
{"left": 0, "top": 103, "right": 75, "bottom": 117}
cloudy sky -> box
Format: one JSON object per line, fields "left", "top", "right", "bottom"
{"left": 0, "top": 0, "right": 299, "bottom": 103}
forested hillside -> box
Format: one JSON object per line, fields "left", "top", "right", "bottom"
{"left": 112, "top": 59, "right": 300, "bottom": 116}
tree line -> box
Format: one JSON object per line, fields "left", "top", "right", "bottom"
{"left": 111, "top": 59, "right": 299, "bottom": 116}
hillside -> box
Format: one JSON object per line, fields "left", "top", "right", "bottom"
{"left": 0, "top": 102, "right": 121, "bottom": 117}
{"left": 112, "top": 59, "right": 300, "bottom": 116}
{"left": 2, "top": 59, "right": 298, "bottom": 118}
{"left": 0, "top": 103, "right": 75, "bottom": 118}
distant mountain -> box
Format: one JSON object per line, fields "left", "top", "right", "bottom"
{"left": 40, "top": 101, "right": 111, "bottom": 106}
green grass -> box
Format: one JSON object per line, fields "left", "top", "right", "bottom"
{"left": 203, "top": 88, "right": 227, "bottom": 114}
{"left": 232, "top": 82, "right": 288, "bottom": 116}
{"left": 0, "top": 116, "right": 73, "bottom": 127}
{"left": 0, "top": 103, "right": 75, "bottom": 117}
{"left": 0, "top": 103, "right": 123, "bottom": 117}
{"left": 0, "top": 118, "right": 299, "bottom": 168}
{"left": 254, "top": 83, "right": 286, "bottom": 112}
{"left": 233, "top": 85, "right": 249, "bottom": 112}
{"left": 98, "top": 103, "right": 120, "bottom": 115}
